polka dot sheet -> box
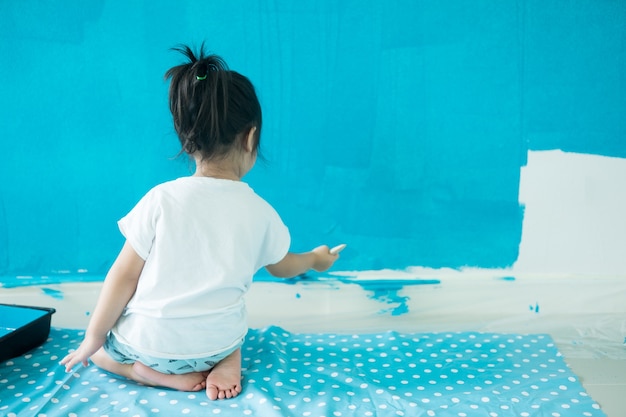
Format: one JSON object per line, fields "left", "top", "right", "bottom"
{"left": 0, "top": 326, "right": 605, "bottom": 417}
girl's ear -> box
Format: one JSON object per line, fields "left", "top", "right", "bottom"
{"left": 244, "top": 126, "right": 257, "bottom": 153}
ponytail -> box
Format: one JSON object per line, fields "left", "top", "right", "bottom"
{"left": 165, "top": 43, "right": 262, "bottom": 160}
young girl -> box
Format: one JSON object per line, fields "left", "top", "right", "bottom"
{"left": 61, "top": 44, "right": 341, "bottom": 401}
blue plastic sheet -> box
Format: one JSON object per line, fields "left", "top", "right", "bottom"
{"left": 0, "top": 326, "right": 605, "bottom": 416}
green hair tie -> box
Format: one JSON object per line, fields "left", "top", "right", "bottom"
{"left": 196, "top": 74, "right": 207, "bottom": 80}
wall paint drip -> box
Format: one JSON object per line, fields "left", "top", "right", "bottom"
{"left": 0, "top": 1, "right": 624, "bottom": 280}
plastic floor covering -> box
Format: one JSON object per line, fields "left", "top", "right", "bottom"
{"left": 0, "top": 326, "right": 605, "bottom": 417}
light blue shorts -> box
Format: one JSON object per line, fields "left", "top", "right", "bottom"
{"left": 103, "top": 332, "right": 243, "bottom": 375}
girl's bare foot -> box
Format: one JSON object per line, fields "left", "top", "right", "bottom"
{"left": 132, "top": 361, "right": 208, "bottom": 392}
{"left": 205, "top": 348, "right": 242, "bottom": 400}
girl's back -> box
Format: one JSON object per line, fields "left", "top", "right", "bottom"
{"left": 113, "top": 176, "right": 290, "bottom": 357}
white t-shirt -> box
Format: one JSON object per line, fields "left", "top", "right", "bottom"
{"left": 111, "top": 177, "right": 290, "bottom": 359}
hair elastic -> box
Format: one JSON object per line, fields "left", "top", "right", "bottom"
{"left": 196, "top": 74, "right": 207, "bottom": 80}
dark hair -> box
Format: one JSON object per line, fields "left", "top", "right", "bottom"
{"left": 165, "top": 43, "right": 262, "bottom": 160}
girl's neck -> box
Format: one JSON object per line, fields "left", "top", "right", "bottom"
{"left": 193, "top": 166, "right": 240, "bottom": 181}
{"left": 193, "top": 156, "right": 243, "bottom": 181}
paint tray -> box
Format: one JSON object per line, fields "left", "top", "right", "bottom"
{"left": 0, "top": 303, "right": 56, "bottom": 363}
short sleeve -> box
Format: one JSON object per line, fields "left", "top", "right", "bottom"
{"left": 117, "top": 189, "right": 161, "bottom": 260}
{"left": 259, "top": 208, "right": 291, "bottom": 268}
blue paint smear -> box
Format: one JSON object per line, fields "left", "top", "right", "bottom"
{"left": 254, "top": 273, "right": 335, "bottom": 286}
{"left": 497, "top": 276, "right": 516, "bottom": 281}
{"left": 41, "top": 287, "right": 64, "bottom": 300}
{"left": 255, "top": 273, "right": 440, "bottom": 316}
{"left": 1, "top": 275, "right": 104, "bottom": 289}
{"left": 529, "top": 302, "right": 540, "bottom": 313}
{"left": 351, "top": 280, "right": 414, "bottom": 316}
{"left": 348, "top": 279, "right": 440, "bottom": 316}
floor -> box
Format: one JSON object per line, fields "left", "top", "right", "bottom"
{"left": 1, "top": 273, "right": 625, "bottom": 416}
{"left": 566, "top": 358, "right": 626, "bottom": 417}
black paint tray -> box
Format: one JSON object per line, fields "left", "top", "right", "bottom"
{"left": 0, "top": 303, "right": 56, "bottom": 362}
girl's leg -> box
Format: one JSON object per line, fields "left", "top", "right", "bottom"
{"left": 91, "top": 348, "right": 207, "bottom": 392}
{"left": 205, "top": 347, "right": 242, "bottom": 400}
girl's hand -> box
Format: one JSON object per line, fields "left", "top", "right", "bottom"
{"left": 60, "top": 241, "right": 144, "bottom": 373}
{"left": 311, "top": 244, "right": 344, "bottom": 272}
{"left": 266, "top": 244, "right": 346, "bottom": 278}
{"left": 60, "top": 334, "right": 106, "bottom": 373}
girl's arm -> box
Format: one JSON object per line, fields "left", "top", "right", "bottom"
{"left": 265, "top": 245, "right": 339, "bottom": 278}
{"left": 61, "top": 241, "right": 144, "bottom": 372}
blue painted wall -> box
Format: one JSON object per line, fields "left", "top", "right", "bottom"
{"left": 1, "top": 1, "right": 624, "bottom": 280}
